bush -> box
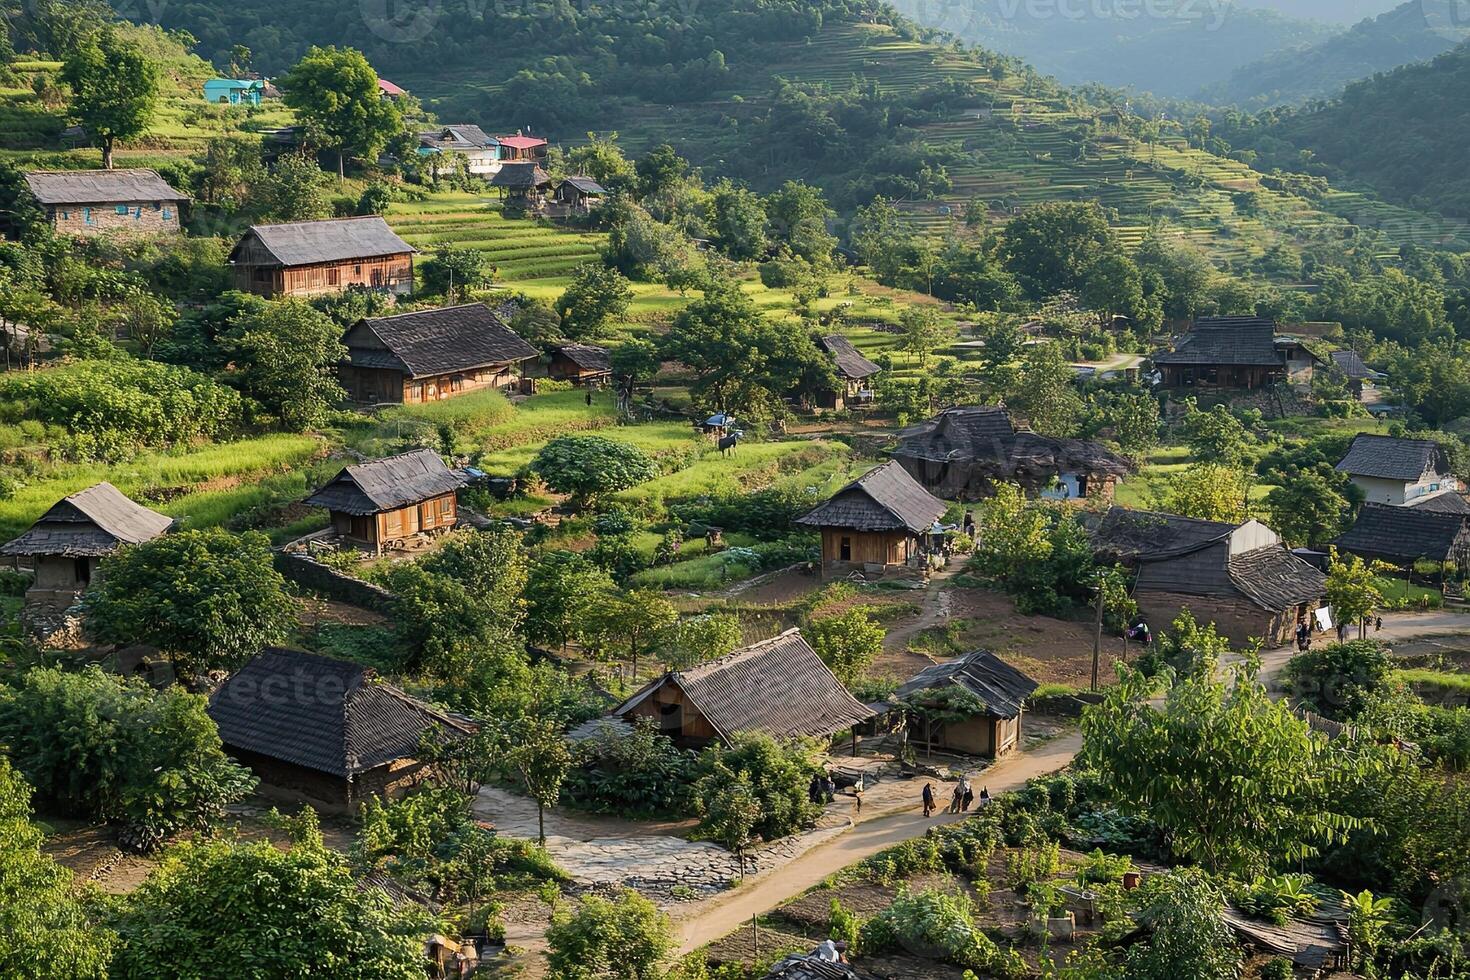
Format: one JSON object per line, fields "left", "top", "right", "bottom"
{"left": 564, "top": 720, "right": 697, "bottom": 819}
{"left": 0, "top": 667, "right": 255, "bottom": 850}
{"left": 858, "top": 888, "right": 1011, "bottom": 973}
{"left": 669, "top": 485, "right": 823, "bottom": 541}
{"left": 1282, "top": 640, "right": 1396, "bottom": 720}
{"left": 692, "top": 731, "right": 822, "bottom": 841}
{"left": 531, "top": 435, "right": 660, "bottom": 506}
{"left": 545, "top": 889, "right": 673, "bottom": 980}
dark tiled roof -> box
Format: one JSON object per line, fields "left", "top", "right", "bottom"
{"left": 351, "top": 304, "right": 537, "bottom": 378}
{"left": 232, "top": 216, "right": 415, "bottom": 267}
{"left": 1153, "top": 316, "right": 1284, "bottom": 367}
{"left": 1331, "top": 503, "right": 1470, "bottom": 564}
{"left": 560, "top": 176, "right": 606, "bottom": 195}
{"left": 556, "top": 343, "right": 612, "bottom": 372}
{"left": 1335, "top": 435, "right": 1449, "bottom": 482}
{"left": 1090, "top": 507, "right": 1235, "bottom": 563}
{"left": 307, "top": 449, "right": 466, "bottom": 516}
{"left": 419, "top": 124, "right": 496, "bottom": 149}
{"left": 764, "top": 955, "right": 871, "bottom": 980}
{"left": 894, "top": 406, "right": 1017, "bottom": 463}
{"left": 895, "top": 649, "right": 1039, "bottom": 719}
{"left": 1407, "top": 491, "right": 1470, "bottom": 514}
{"left": 1330, "top": 349, "right": 1383, "bottom": 381}
{"left": 24, "top": 168, "right": 189, "bottom": 205}
{"left": 1227, "top": 546, "right": 1328, "bottom": 610}
{"left": 208, "top": 648, "right": 469, "bottom": 777}
{"left": 613, "top": 629, "right": 874, "bottom": 742}
{"left": 819, "top": 335, "right": 880, "bottom": 381}
{"left": 796, "top": 460, "right": 947, "bottom": 534}
{"left": 490, "top": 163, "right": 551, "bottom": 189}
{"left": 1, "top": 483, "right": 172, "bottom": 558}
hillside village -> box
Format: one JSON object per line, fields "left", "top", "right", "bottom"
{"left": 1, "top": 3, "right": 1470, "bottom": 980}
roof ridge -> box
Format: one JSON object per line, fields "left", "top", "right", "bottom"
{"left": 678, "top": 628, "right": 805, "bottom": 679}
{"left": 364, "top": 302, "right": 487, "bottom": 323}
{"left": 250, "top": 214, "right": 392, "bottom": 231}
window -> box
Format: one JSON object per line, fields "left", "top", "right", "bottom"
{"left": 74, "top": 558, "right": 92, "bottom": 585}
{"left": 115, "top": 205, "right": 129, "bottom": 215}
{"left": 83, "top": 208, "right": 92, "bottom": 224}
{"left": 439, "top": 496, "right": 454, "bottom": 517}
{"left": 839, "top": 536, "right": 852, "bottom": 562}
{"left": 326, "top": 268, "right": 341, "bottom": 286}
{"left": 153, "top": 202, "right": 161, "bottom": 211}
{"left": 354, "top": 264, "right": 362, "bottom": 275}
{"left": 59, "top": 210, "right": 69, "bottom": 220}
{"left": 162, "top": 209, "right": 172, "bottom": 221}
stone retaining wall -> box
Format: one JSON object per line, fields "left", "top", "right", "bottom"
{"left": 274, "top": 551, "right": 394, "bottom": 613}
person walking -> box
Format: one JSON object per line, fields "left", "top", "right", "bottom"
{"left": 921, "top": 782, "right": 936, "bottom": 818}
{"left": 949, "top": 782, "right": 964, "bottom": 814}
{"left": 978, "top": 786, "right": 991, "bottom": 808}
{"left": 962, "top": 781, "right": 975, "bottom": 812}
{"left": 852, "top": 775, "right": 864, "bottom": 815}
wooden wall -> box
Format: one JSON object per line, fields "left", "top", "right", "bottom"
{"left": 332, "top": 492, "right": 457, "bottom": 552}
{"left": 233, "top": 254, "right": 414, "bottom": 298}
{"left": 621, "top": 679, "right": 720, "bottom": 743}
{"left": 819, "top": 528, "right": 910, "bottom": 570}
{"left": 340, "top": 364, "right": 516, "bottom": 404}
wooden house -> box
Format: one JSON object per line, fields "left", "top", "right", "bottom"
{"left": 894, "top": 650, "right": 1039, "bottom": 759}
{"left": 1, "top": 483, "right": 172, "bottom": 619}
{"left": 611, "top": 629, "right": 874, "bottom": 747}
{"left": 1091, "top": 508, "right": 1327, "bottom": 648}
{"left": 418, "top": 124, "right": 501, "bottom": 176}
{"left": 23, "top": 169, "right": 189, "bottom": 237}
{"left": 893, "top": 406, "right": 1130, "bottom": 502}
{"left": 207, "top": 648, "right": 471, "bottom": 813}
{"left": 815, "top": 335, "right": 880, "bottom": 410}
{"left": 306, "top": 449, "right": 467, "bottom": 553}
{"left": 489, "top": 162, "right": 552, "bottom": 208}
{"left": 1153, "top": 316, "right": 1322, "bottom": 389}
{"left": 1335, "top": 434, "right": 1461, "bottom": 507}
{"left": 553, "top": 176, "right": 607, "bottom": 213}
{"left": 796, "top": 460, "right": 947, "bottom": 577}
{"left": 340, "top": 303, "right": 538, "bottom": 404}
{"left": 228, "top": 216, "right": 415, "bottom": 299}
{"left": 1332, "top": 503, "right": 1470, "bottom": 573}
{"left": 547, "top": 343, "right": 612, "bottom": 386}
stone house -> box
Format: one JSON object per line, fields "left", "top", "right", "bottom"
{"left": 895, "top": 650, "right": 1039, "bottom": 759}
{"left": 1092, "top": 508, "right": 1327, "bottom": 648}
{"left": 1, "top": 483, "right": 172, "bottom": 620}
{"left": 795, "top": 460, "right": 947, "bottom": 577}
{"left": 611, "top": 629, "right": 874, "bottom": 747}
{"left": 207, "top": 648, "right": 471, "bottom": 813}
{"left": 339, "top": 303, "right": 538, "bottom": 404}
{"left": 228, "top": 216, "right": 415, "bottom": 299}
{"left": 23, "top": 169, "right": 189, "bottom": 237}
{"left": 1335, "top": 434, "right": 1462, "bottom": 507}
{"left": 306, "top": 449, "right": 467, "bottom": 554}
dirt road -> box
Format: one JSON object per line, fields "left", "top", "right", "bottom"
{"left": 670, "top": 730, "right": 1084, "bottom": 953}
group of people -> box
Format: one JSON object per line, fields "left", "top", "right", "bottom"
{"left": 920, "top": 777, "right": 988, "bottom": 818}
{"left": 808, "top": 770, "right": 866, "bottom": 812}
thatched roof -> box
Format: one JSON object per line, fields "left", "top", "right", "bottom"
{"left": 818, "top": 335, "right": 880, "bottom": 381}
{"left": 896, "top": 650, "right": 1038, "bottom": 719}
{"left": 796, "top": 461, "right": 946, "bottom": 534}
{"left": 613, "top": 629, "right": 874, "bottom": 742}
{"left": 306, "top": 449, "right": 466, "bottom": 516}
{"left": 230, "top": 216, "right": 414, "bottom": 268}
{"left": 1336, "top": 434, "right": 1450, "bottom": 482}
{"left": 24, "top": 169, "right": 189, "bottom": 205}
{"left": 1, "top": 483, "right": 172, "bottom": 558}
{"left": 1227, "top": 545, "right": 1330, "bottom": 610}
{"left": 555, "top": 343, "right": 612, "bottom": 372}
{"left": 208, "top": 648, "right": 470, "bottom": 777}
{"left": 1090, "top": 507, "right": 1235, "bottom": 564}
{"left": 1153, "top": 316, "right": 1284, "bottom": 368}
{"left": 346, "top": 304, "right": 537, "bottom": 378}
{"left": 490, "top": 162, "right": 551, "bottom": 189}
{"left": 1331, "top": 503, "right": 1470, "bottom": 564}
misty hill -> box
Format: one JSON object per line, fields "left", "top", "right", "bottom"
{"left": 1203, "top": 0, "right": 1470, "bottom": 106}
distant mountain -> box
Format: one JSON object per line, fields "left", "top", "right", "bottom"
{"left": 1203, "top": 0, "right": 1470, "bottom": 106}
{"left": 888, "top": 0, "right": 1334, "bottom": 97}
{"left": 1231, "top": 0, "right": 1403, "bottom": 25}
{"left": 1222, "top": 42, "right": 1470, "bottom": 219}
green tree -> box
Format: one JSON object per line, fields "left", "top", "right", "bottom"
{"left": 510, "top": 301, "right": 564, "bottom": 348}
{"left": 1182, "top": 402, "right": 1250, "bottom": 466}
{"left": 1011, "top": 343, "right": 1085, "bottom": 437}
{"left": 505, "top": 717, "right": 573, "bottom": 846}
{"left": 259, "top": 152, "right": 331, "bottom": 222}
{"left": 765, "top": 180, "right": 837, "bottom": 264}
{"left": 221, "top": 298, "right": 346, "bottom": 430}
{"left": 692, "top": 732, "right": 821, "bottom": 841}
{"left": 1124, "top": 869, "right": 1241, "bottom": 980}
{"left": 1265, "top": 466, "right": 1353, "bottom": 548}
{"left": 1001, "top": 201, "right": 1116, "bottom": 299}
{"left": 587, "top": 589, "right": 678, "bottom": 680}
{"left": 1324, "top": 548, "right": 1393, "bottom": 639}
{"left": 1282, "top": 640, "right": 1396, "bottom": 721}
{"left": 806, "top": 607, "right": 884, "bottom": 686}
{"left": 282, "top": 46, "right": 403, "bottom": 179}
{"left": 84, "top": 528, "right": 294, "bottom": 676}
{"left": 545, "top": 889, "right": 674, "bottom": 980}
{"left": 556, "top": 262, "right": 633, "bottom": 340}
{"left": 611, "top": 337, "right": 661, "bottom": 386}
{"left": 1099, "top": 390, "right": 1160, "bottom": 454}
{"left": 897, "top": 306, "right": 949, "bottom": 368}
{"left": 1159, "top": 464, "right": 1251, "bottom": 523}
{"left": 661, "top": 612, "right": 743, "bottom": 670}
{"left": 0, "top": 667, "right": 255, "bottom": 850}
{"left": 525, "top": 551, "right": 617, "bottom": 650}
{"left": 566, "top": 132, "right": 636, "bottom": 187}
{"left": 1081, "top": 253, "right": 1145, "bottom": 328}
{"left": 61, "top": 28, "right": 160, "bottom": 169}
{"left": 1082, "top": 665, "right": 1366, "bottom": 876}
{"left": 710, "top": 180, "right": 768, "bottom": 260}
{"left": 702, "top": 773, "right": 763, "bottom": 878}
{"left": 531, "top": 435, "right": 659, "bottom": 506}
{"left": 110, "top": 810, "right": 424, "bottom": 978}
{"left": 420, "top": 243, "right": 492, "bottom": 301}
{"left": 0, "top": 760, "right": 115, "bottom": 978}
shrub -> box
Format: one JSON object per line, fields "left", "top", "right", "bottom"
{"left": 858, "top": 888, "right": 1006, "bottom": 972}
{"left": 1282, "top": 640, "right": 1396, "bottom": 720}
{"left": 1005, "top": 841, "right": 1062, "bottom": 895}
{"left": 564, "top": 720, "right": 696, "bottom": 819}
{"left": 692, "top": 731, "right": 821, "bottom": 841}
{"left": 1076, "top": 848, "right": 1133, "bottom": 886}
{"left": 545, "top": 889, "right": 673, "bottom": 980}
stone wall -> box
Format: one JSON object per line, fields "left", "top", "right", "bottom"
{"left": 49, "top": 202, "right": 182, "bottom": 237}
{"left": 274, "top": 551, "right": 394, "bottom": 613}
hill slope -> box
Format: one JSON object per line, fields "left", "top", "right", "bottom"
{"left": 887, "top": 0, "right": 1334, "bottom": 98}
{"left": 1203, "top": 0, "right": 1470, "bottom": 106}
{"left": 1218, "top": 42, "right": 1470, "bottom": 220}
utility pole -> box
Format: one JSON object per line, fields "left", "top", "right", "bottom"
{"left": 1092, "top": 584, "right": 1105, "bottom": 692}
